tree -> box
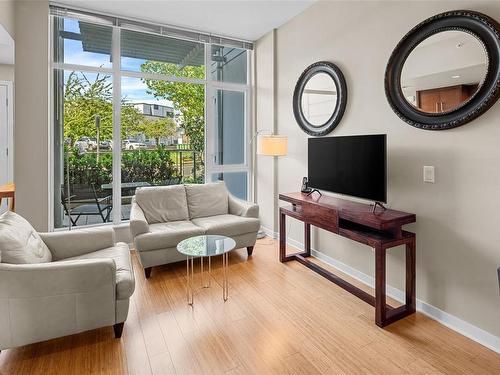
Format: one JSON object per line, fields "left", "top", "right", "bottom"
{"left": 140, "top": 62, "right": 205, "bottom": 152}
{"left": 141, "top": 117, "right": 177, "bottom": 146}
{"left": 121, "top": 103, "right": 146, "bottom": 140}
{"left": 64, "top": 72, "right": 144, "bottom": 144}
{"left": 64, "top": 72, "right": 113, "bottom": 143}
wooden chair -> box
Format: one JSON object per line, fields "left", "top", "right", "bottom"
{"left": 0, "top": 183, "right": 15, "bottom": 212}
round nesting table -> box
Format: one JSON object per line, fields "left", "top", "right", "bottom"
{"left": 177, "top": 235, "right": 236, "bottom": 305}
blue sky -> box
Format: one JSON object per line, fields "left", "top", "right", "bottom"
{"left": 63, "top": 18, "right": 173, "bottom": 106}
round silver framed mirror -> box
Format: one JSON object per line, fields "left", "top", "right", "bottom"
{"left": 293, "top": 61, "right": 347, "bottom": 136}
{"left": 400, "top": 30, "right": 488, "bottom": 114}
{"left": 385, "top": 10, "right": 500, "bottom": 130}
{"left": 301, "top": 72, "right": 338, "bottom": 126}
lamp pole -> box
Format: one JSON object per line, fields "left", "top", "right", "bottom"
{"left": 95, "top": 115, "right": 101, "bottom": 162}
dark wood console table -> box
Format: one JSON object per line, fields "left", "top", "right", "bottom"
{"left": 279, "top": 192, "right": 416, "bottom": 327}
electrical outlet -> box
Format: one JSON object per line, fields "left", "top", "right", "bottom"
{"left": 423, "top": 166, "right": 435, "bottom": 183}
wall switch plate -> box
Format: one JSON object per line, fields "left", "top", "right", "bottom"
{"left": 423, "top": 166, "right": 435, "bottom": 183}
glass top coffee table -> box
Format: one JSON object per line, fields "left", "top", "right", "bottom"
{"left": 177, "top": 235, "right": 236, "bottom": 305}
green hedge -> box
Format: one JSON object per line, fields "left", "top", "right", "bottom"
{"left": 65, "top": 147, "right": 185, "bottom": 186}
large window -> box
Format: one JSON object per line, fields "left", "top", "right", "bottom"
{"left": 51, "top": 10, "right": 252, "bottom": 229}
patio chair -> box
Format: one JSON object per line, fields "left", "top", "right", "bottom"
{"left": 61, "top": 184, "right": 112, "bottom": 226}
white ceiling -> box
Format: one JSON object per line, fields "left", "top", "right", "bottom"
{"left": 55, "top": 0, "right": 315, "bottom": 41}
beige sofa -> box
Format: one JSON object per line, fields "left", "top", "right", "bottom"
{"left": 130, "top": 182, "right": 260, "bottom": 278}
{"left": 0, "top": 216, "right": 134, "bottom": 352}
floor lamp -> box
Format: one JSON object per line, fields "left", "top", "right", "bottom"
{"left": 255, "top": 133, "right": 288, "bottom": 239}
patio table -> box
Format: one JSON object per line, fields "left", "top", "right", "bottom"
{"left": 101, "top": 182, "right": 151, "bottom": 191}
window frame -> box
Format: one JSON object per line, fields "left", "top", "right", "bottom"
{"left": 49, "top": 14, "right": 253, "bottom": 231}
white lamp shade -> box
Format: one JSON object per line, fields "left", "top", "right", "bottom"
{"left": 257, "top": 135, "right": 288, "bottom": 156}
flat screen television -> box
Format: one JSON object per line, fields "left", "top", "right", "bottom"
{"left": 308, "top": 134, "right": 387, "bottom": 203}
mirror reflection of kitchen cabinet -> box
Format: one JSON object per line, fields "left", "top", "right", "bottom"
{"left": 417, "top": 84, "right": 479, "bottom": 113}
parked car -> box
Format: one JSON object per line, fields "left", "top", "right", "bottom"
{"left": 74, "top": 137, "right": 90, "bottom": 153}
{"left": 144, "top": 139, "right": 156, "bottom": 149}
{"left": 86, "top": 137, "right": 98, "bottom": 150}
{"left": 99, "top": 140, "right": 112, "bottom": 150}
{"left": 75, "top": 137, "right": 97, "bottom": 151}
{"left": 122, "top": 140, "right": 147, "bottom": 150}
{"left": 73, "top": 140, "right": 87, "bottom": 154}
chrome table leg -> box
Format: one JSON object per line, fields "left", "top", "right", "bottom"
{"left": 223, "top": 252, "right": 229, "bottom": 301}
{"left": 201, "top": 256, "right": 204, "bottom": 288}
{"left": 187, "top": 256, "right": 194, "bottom": 305}
{"left": 208, "top": 256, "right": 211, "bottom": 287}
{"left": 201, "top": 256, "right": 210, "bottom": 288}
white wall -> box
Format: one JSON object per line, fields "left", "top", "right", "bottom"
{"left": 0, "top": 0, "right": 15, "bottom": 79}
{"left": 255, "top": 30, "right": 278, "bottom": 231}
{"left": 0, "top": 0, "right": 15, "bottom": 192}
{"left": 0, "top": 64, "right": 14, "bottom": 82}
{"left": 256, "top": 0, "right": 500, "bottom": 340}
{"left": 0, "top": 0, "right": 15, "bottom": 39}
{"left": 14, "top": 0, "right": 50, "bottom": 231}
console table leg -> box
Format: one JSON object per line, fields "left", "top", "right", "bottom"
{"left": 304, "top": 223, "right": 311, "bottom": 257}
{"left": 375, "top": 246, "right": 387, "bottom": 327}
{"left": 279, "top": 211, "right": 287, "bottom": 262}
{"left": 406, "top": 236, "right": 416, "bottom": 313}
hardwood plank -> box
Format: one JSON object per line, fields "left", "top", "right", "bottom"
{"left": 123, "top": 297, "right": 153, "bottom": 375}
{"left": 281, "top": 352, "right": 322, "bottom": 375}
{"left": 0, "top": 240, "right": 499, "bottom": 375}
{"left": 149, "top": 352, "right": 176, "bottom": 375}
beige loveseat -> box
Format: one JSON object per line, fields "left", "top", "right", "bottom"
{"left": 0, "top": 213, "right": 134, "bottom": 352}
{"left": 130, "top": 182, "right": 260, "bottom": 278}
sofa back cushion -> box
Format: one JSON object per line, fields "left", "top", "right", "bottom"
{"left": 185, "top": 182, "right": 228, "bottom": 219}
{"left": 135, "top": 185, "right": 189, "bottom": 223}
{"left": 0, "top": 211, "right": 52, "bottom": 264}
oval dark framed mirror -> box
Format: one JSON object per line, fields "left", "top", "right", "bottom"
{"left": 385, "top": 10, "right": 500, "bottom": 130}
{"left": 293, "top": 61, "right": 347, "bottom": 136}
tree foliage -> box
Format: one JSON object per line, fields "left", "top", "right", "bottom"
{"left": 64, "top": 72, "right": 144, "bottom": 143}
{"left": 140, "top": 62, "right": 205, "bottom": 152}
{"left": 141, "top": 117, "right": 177, "bottom": 146}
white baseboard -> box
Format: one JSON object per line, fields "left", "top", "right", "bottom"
{"left": 261, "top": 226, "right": 278, "bottom": 239}
{"left": 259, "top": 228, "right": 500, "bottom": 354}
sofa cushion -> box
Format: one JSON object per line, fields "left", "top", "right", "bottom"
{"left": 63, "top": 242, "right": 135, "bottom": 300}
{"left": 191, "top": 214, "right": 260, "bottom": 237}
{"left": 0, "top": 211, "right": 52, "bottom": 264}
{"left": 185, "top": 182, "right": 228, "bottom": 219}
{"left": 134, "top": 220, "right": 206, "bottom": 251}
{"left": 135, "top": 185, "right": 189, "bottom": 223}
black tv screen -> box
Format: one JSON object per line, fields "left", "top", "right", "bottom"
{"left": 308, "top": 135, "right": 387, "bottom": 203}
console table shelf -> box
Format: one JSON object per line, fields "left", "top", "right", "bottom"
{"left": 279, "top": 192, "right": 416, "bottom": 327}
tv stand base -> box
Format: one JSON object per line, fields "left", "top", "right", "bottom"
{"left": 306, "top": 188, "right": 322, "bottom": 197}
{"left": 372, "top": 201, "right": 387, "bottom": 213}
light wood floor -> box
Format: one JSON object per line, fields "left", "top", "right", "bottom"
{"left": 1, "top": 238, "right": 499, "bottom": 374}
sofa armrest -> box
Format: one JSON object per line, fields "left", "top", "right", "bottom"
{"left": 130, "top": 197, "right": 150, "bottom": 238}
{"left": 0, "top": 259, "right": 117, "bottom": 350}
{"left": 228, "top": 194, "right": 259, "bottom": 218}
{"left": 39, "top": 227, "right": 115, "bottom": 260}
{"left": 0, "top": 259, "right": 116, "bottom": 299}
